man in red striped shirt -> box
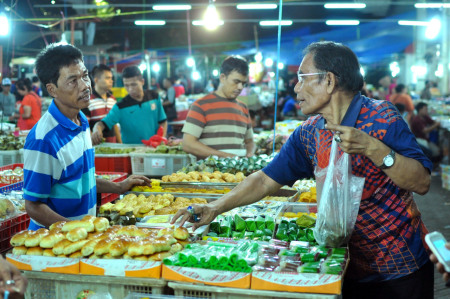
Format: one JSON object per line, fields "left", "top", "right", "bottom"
{"left": 83, "top": 64, "right": 122, "bottom": 143}
{"left": 182, "top": 56, "right": 255, "bottom": 159}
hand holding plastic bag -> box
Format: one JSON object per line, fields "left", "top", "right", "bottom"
{"left": 313, "top": 137, "right": 365, "bottom": 247}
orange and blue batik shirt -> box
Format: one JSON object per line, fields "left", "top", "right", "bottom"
{"left": 263, "top": 93, "right": 432, "bottom": 282}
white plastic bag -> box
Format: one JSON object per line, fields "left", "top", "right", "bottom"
{"left": 313, "top": 137, "right": 365, "bottom": 247}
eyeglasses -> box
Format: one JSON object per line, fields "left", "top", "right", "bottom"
{"left": 297, "top": 72, "right": 327, "bottom": 84}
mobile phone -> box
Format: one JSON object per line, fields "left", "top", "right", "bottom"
{"left": 425, "top": 231, "right": 450, "bottom": 273}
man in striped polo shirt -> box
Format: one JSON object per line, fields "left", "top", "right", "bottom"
{"left": 182, "top": 56, "right": 255, "bottom": 159}
{"left": 23, "top": 44, "right": 150, "bottom": 230}
{"left": 82, "top": 64, "right": 122, "bottom": 143}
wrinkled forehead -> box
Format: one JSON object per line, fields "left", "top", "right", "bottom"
{"left": 298, "top": 53, "right": 315, "bottom": 73}
{"left": 58, "top": 60, "right": 87, "bottom": 80}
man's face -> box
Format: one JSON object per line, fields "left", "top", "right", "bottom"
{"left": 2, "top": 85, "right": 10, "bottom": 93}
{"left": 95, "top": 70, "right": 113, "bottom": 92}
{"left": 47, "top": 60, "right": 91, "bottom": 110}
{"left": 123, "top": 76, "right": 145, "bottom": 100}
{"left": 219, "top": 71, "right": 248, "bottom": 100}
{"left": 294, "top": 53, "right": 330, "bottom": 115}
{"left": 419, "top": 106, "right": 429, "bottom": 116}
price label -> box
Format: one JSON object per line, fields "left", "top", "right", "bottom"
{"left": 151, "top": 158, "right": 166, "bottom": 169}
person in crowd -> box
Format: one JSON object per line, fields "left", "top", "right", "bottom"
{"left": 10, "top": 78, "right": 41, "bottom": 130}
{"left": 430, "top": 242, "right": 450, "bottom": 285}
{"left": 150, "top": 77, "right": 160, "bottom": 91}
{"left": 31, "top": 76, "right": 43, "bottom": 97}
{"left": 281, "top": 91, "right": 298, "bottom": 118}
{"left": 0, "top": 255, "right": 27, "bottom": 298}
{"left": 173, "top": 79, "right": 186, "bottom": 99}
{"left": 24, "top": 43, "right": 151, "bottom": 230}
{"left": 162, "top": 77, "right": 178, "bottom": 121}
{"left": 82, "top": 64, "right": 121, "bottom": 143}
{"left": 421, "top": 80, "right": 432, "bottom": 100}
{"left": 0, "top": 78, "right": 17, "bottom": 118}
{"left": 390, "top": 83, "right": 414, "bottom": 123}
{"left": 410, "top": 102, "right": 441, "bottom": 163}
{"left": 92, "top": 65, "right": 167, "bottom": 145}
{"left": 181, "top": 56, "right": 255, "bottom": 159}
{"left": 174, "top": 41, "right": 434, "bottom": 299}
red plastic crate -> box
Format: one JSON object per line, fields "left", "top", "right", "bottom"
{"left": 95, "top": 156, "right": 132, "bottom": 174}
{"left": 0, "top": 163, "right": 24, "bottom": 187}
{"left": 0, "top": 213, "right": 30, "bottom": 253}
{"left": 96, "top": 171, "right": 128, "bottom": 205}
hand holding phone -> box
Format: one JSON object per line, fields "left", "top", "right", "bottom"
{"left": 426, "top": 231, "right": 450, "bottom": 286}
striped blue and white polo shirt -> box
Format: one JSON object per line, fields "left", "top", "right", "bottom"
{"left": 23, "top": 100, "right": 97, "bottom": 230}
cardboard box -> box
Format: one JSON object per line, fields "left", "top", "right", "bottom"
{"left": 251, "top": 271, "right": 343, "bottom": 294}
{"left": 6, "top": 254, "right": 79, "bottom": 274}
{"left": 162, "top": 265, "right": 251, "bottom": 289}
{"left": 80, "top": 259, "right": 161, "bottom": 278}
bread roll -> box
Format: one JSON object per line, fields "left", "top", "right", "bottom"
{"left": 61, "top": 220, "right": 94, "bottom": 232}
{"left": 69, "top": 251, "right": 83, "bottom": 258}
{"left": 141, "top": 238, "right": 158, "bottom": 255}
{"left": 40, "top": 232, "right": 66, "bottom": 248}
{"left": 173, "top": 227, "right": 189, "bottom": 240}
{"left": 123, "top": 253, "right": 132, "bottom": 260}
{"left": 93, "top": 217, "right": 110, "bottom": 232}
{"left": 102, "top": 253, "right": 119, "bottom": 259}
{"left": 43, "top": 248, "right": 56, "bottom": 257}
{"left": 87, "top": 232, "right": 104, "bottom": 240}
{"left": 133, "top": 255, "right": 148, "bottom": 261}
{"left": 81, "top": 239, "right": 101, "bottom": 257}
{"left": 57, "top": 254, "right": 67, "bottom": 258}
{"left": 49, "top": 221, "right": 66, "bottom": 231}
{"left": 12, "top": 246, "right": 28, "bottom": 255}
{"left": 169, "top": 243, "right": 183, "bottom": 254}
{"left": 110, "top": 238, "right": 132, "bottom": 257}
{"left": 10, "top": 230, "right": 32, "bottom": 247}
{"left": 64, "top": 239, "right": 89, "bottom": 255}
{"left": 66, "top": 227, "right": 88, "bottom": 242}
{"left": 52, "top": 239, "right": 72, "bottom": 255}
{"left": 148, "top": 251, "right": 171, "bottom": 261}
{"left": 88, "top": 254, "right": 100, "bottom": 259}
{"left": 117, "top": 225, "right": 140, "bottom": 237}
{"left": 94, "top": 237, "right": 115, "bottom": 256}
{"left": 127, "top": 240, "right": 144, "bottom": 257}
{"left": 26, "top": 246, "right": 44, "bottom": 256}
{"left": 105, "top": 225, "right": 121, "bottom": 234}
{"left": 24, "top": 229, "right": 49, "bottom": 247}
{"left": 82, "top": 215, "right": 96, "bottom": 222}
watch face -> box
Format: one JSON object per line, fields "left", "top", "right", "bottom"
{"left": 385, "top": 156, "right": 394, "bottom": 167}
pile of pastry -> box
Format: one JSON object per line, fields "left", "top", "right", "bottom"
{"left": 161, "top": 171, "right": 245, "bottom": 183}
{"left": 10, "top": 215, "right": 190, "bottom": 261}
{"left": 100, "top": 193, "right": 207, "bottom": 218}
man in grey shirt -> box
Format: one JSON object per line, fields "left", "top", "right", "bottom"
{"left": 0, "top": 78, "right": 16, "bottom": 117}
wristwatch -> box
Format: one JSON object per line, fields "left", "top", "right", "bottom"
{"left": 378, "top": 149, "right": 396, "bottom": 169}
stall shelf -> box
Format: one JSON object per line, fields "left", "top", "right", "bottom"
{"left": 23, "top": 271, "right": 166, "bottom": 299}
{"left": 168, "top": 282, "right": 340, "bottom": 299}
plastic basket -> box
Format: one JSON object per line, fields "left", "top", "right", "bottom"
{"left": 130, "top": 153, "right": 196, "bottom": 176}
{"left": 96, "top": 171, "right": 128, "bottom": 205}
{"left": 168, "top": 282, "right": 337, "bottom": 299}
{"left": 23, "top": 271, "right": 166, "bottom": 299}
{"left": 0, "top": 150, "right": 21, "bottom": 167}
{"left": 0, "top": 163, "right": 24, "bottom": 187}
{"left": 0, "top": 213, "right": 30, "bottom": 253}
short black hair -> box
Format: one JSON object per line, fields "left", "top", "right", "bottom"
{"left": 91, "top": 64, "right": 111, "bottom": 79}
{"left": 415, "top": 102, "right": 427, "bottom": 113}
{"left": 16, "top": 78, "right": 32, "bottom": 92}
{"left": 35, "top": 43, "right": 84, "bottom": 86}
{"left": 32, "top": 76, "right": 39, "bottom": 83}
{"left": 122, "top": 65, "right": 142, "bottom": 79}
{"left": 220, "top": 56, "right": 249, "bottom": 77}
{"left": 395, "top": 83, "right": 406, "bottom": 94}
{"left": 303, "top": 41, "right": 364, "bottom": 93}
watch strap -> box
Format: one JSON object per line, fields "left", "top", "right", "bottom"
{"left": 378, "top": 149, "right": 395, "bottom": 169}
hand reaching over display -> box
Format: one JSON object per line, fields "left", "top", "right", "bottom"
{"left": 171, "top": 203, "right": 221, "bottom": 231}
{"left": 0, "top": 255, "right": 27, "bottom": 299}
{"left": 118, "top": 175, "right": 152, "bottom": 194}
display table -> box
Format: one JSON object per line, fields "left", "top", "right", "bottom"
{"left": 22, "top": 271, "right": 166, "bottom": 299}
{"left": 168, "top": 282, "right": 340, "bottom": 299}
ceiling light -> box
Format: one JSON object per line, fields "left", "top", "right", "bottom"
{"left": 237, "top": 4, "right": 277, "bottom": 10}
{"left": 203, "top": 3, "right": 222, "bottom": 30}
{"left": 324, "top": 3, "right": 366, "bottom": 9}
{"left": 398, "top": 20, "right": 429, "bottom": 26}
{"left": 135, "top": 20, "right": 166, "bottom": 26}
{"left": 264, "top": 58, "right": 273, "bottom": 67}
{"left": 326, "top": 20, "right": 360, "bottom": 25}
{"left": 139, "top": 63, "right": 147, "bottom": 72}
{"left": 186, "top": 57, "right": 195, "bottom": 67}
{"left": 192, "top": 20, "right": 224, "bottom": 26}
{"left": 415, "top": 3, "right": 450, "bottom": 9}
{"left": 425, "top": 18, "right": 441, "bottom": 39}
{"left": 192, "top": 71, "right": 201, "bottom": 81}
{"left": 278, "top": 63, "right": 284, "bottom": 70}
{"left": 212, "top": 69, "right": 219, "bottom": 77}
{"left": 0, "top": 14, "right": 9, "bottom": 36}
{"left": 255, "top": 52, "right": 263, "bottom": 63}
{"left": 152, "top": 63, "right": 161, "bottom": 73}
{"left": 259, "top": 20, "right": 293, "bottom": 26}
{"left": 153, "top": 5, "right": 192, "bottom": 11}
